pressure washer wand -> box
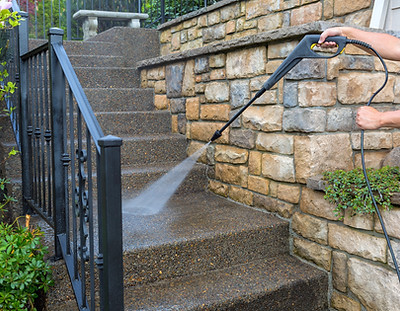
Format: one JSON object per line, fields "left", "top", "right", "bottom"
{"left": 210, "top": 34, "right": 347, "bottom": 142}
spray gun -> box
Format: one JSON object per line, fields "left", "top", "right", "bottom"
{"left": 209, "top": 34, "right": 400, "bottom": 285}
{"left": 210, "top": 34, "right": 347, "bottom": 142}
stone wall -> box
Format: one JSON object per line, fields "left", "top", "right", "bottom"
{"left": 138, "top": 0, "right": 400, "bottom": 310}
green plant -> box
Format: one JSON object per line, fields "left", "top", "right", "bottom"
{"left": 0, "top": 218, "right": 53, "bottom": 310}
{"left": 323, "top": 166, "right": 400, "bottom": 219}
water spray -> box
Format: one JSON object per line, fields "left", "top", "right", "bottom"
{"left": 210, "top": 34, "right": 400, "bottom": 284}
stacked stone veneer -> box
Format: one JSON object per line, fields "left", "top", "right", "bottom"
{"left": 138, "top": 1, "right": 400, "bottom": 310}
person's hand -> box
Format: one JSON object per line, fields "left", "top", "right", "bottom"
{"left": 356, "top": 106, "right": 383, "bottom": 130}
{"left": 318, "top": 27, "right": 344, "bottom": 48}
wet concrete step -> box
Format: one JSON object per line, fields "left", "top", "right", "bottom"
{"left": 96, "top": 110, "right": 172, "bottom": 136}
{"left": 122, "top": 192, "right": 289, "bottom": 286}
{"left": 124, "top": 253, "right": 328, "bottom": 311}
{"left": 121, "top": 133, "right": 187, "bottom": 167}
{"left": 84, "top": 88, "right": 155, "bottom": 112}
{"left": 74, "top": 67, "right": 141, "bottom": 89}
{"left": 121, "top": 162, "right": 208, "bottom": 197}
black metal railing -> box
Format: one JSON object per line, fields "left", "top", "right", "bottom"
{"left": 15, "top": 0, "right": 221, "bottom": 40}
{"left": 5, "top": 3, "right": 124, "bottom": 310}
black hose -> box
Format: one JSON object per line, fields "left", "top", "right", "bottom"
{"left": 348, "top": 39, "right": 400, "bottom": 283}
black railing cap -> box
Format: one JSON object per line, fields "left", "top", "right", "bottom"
{"left": 98, "top": 135, "right": 123, "bottom": 147}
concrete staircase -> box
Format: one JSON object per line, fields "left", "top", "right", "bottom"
{"left": 35, "top": 27, "right": 328, "bottom": 310}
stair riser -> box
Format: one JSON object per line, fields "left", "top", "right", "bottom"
{"left": 96, "top": 111, "right": 172, "bottom": 136}
{"left": 123, "top": 224, "right": 289, "bottom": 286}
{"left": 84, "top": 88, "right": 155, "bottom": 112}
{"left": 69, "top": 55, "right": 127, "bottom": 68}
{"left": 74, "top": 67, "right": 141, "bottom": 89}
{"left": 121, "top": 163, "right": 207, "bottom": 197}
{"left": 121, "top": 136, "right": 187, "bottom": 166}
{"left": 64, "top": 41, "right": 122, "bottom": 57}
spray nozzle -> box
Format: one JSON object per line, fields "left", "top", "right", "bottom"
{"left": 210, "top": 130, "right": 222, "bottom": 142}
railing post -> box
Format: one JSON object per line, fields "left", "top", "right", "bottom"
{"left": 98, "top": 135, "right": 124, "bottom": 311}
{"left": 66, "top": 0, "right": 71, "bottom": 40}
{"left": 18, "top": 11, "right": 32, "bottom": 214}
{"left": 49, "top": 27, "right": 66, "bottom": 259}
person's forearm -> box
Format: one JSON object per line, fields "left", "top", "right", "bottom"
{"left": 339, "top": 27, "right": 400, "bottom": 61}
{"left": 379, "top": 110, "right": 400, "bottom": 128}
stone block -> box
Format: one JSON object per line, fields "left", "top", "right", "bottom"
{"left": 207, "top": 11, "right": 220, "bottom": 26}
{"left": 221, "top": 3, "right": 240, "bottom": 22}
{"left": 242, "top": 106, "right": 283, "bottom": 132}
{"left": 229, "top": 185, "right": 253, "bottom": 206}
{"left": 209, "top": 54, "right": 225, "bottom": 68}
{"left": 215, "top": 145, "right": 248, "bottom": 164}
{"left": 256, "top": 133, "right": 293, "bottom": 155}
{"left": 248, "top": 175, "right": 269, "bottom": 195}
{"left": 160, "top": 29, "right": 171, "bottom": 44}
{"left": 283, "top": 81, "right": 298, "bottom": 108}
{"left": 253, "top": 193, "right": 294, "bottom": 218}
{"left": 229, "top": 129, "right": 255, "bottom": 149}
{"left": 147, "top": 66, "right": 165, "bottom": 80}
{"left": 332, "top": 251, "right": 348, "bottom": 292}
{"left": 323, "top": 0, "right": 334, "bottom": 19}
{"left": 154, "top": 80, "right": 166, "bottom": 94}
{"left": 210, "top": 69, "right": 226, "bottom": 80}
{"left": 230, "top": 80, "right": 250, "bottom": 109}
{"left": 182, "top": 60, "right": 195, "bottom": 96}
{"left": 191, "top": 121, "right": 229, "bottom": 143}
{"left": 343, "top": 209, "right": 374, "bottom": 231}
{"left": 204, "top": 82, "right": 229, "bottom": 103}
{"left": 293, "top": 237, "right": 331, "bottom": 271}
{"left": 351, "top": 132, "right": 393, "bottom": 150}
{"left": 245, "top": 0, "right": 279, "bottom": 19}
{"left": 338, "top": 73, "right": 395, "bottom": 105}
{"left": 202, "top": 24, "right": 225, "bottom": 43}
{"left": 187, "top": 140, "right": 212, "bottom": 164}
{"left": 226, "top": 47, "right": 266, "bottom": 79}
{"left": 354, "top": 150, "right": 389, "bottom": 169}
{"left": 348, "top": 257, "right": 400, "bottom": 311}
{"left": 248, "top": 151, "right": 262, "bottom": 175}
{"left": 171, "top": 32, "right": 181, "bottom": 51}
{"left": 195, "top": 57, "right": 209, "bottom": 74}
{"left": 166, "top": 63, "right": 184, "bottom": 97}
{"left": 298, "top": 81, "right": 336, "bottom": 107}
{"left": 328, "top": 223, "right": 387, "bottom": 263}
{"left": 294, "top": 134, "right": 353, "bottom": 183}
{"left": 283, "top": 108, "right": 326, "bottom": 133}
{"left": 275, "top": 183, "right": 300, "bottom": 204}
{"left": 154, "top": 94, "right": 168, "bottom": 110}
{"left": 208, "top": 179, "right": 228, "bottom": 197}
{"left": 215, "top": 163, "right": 242, "bottom": 185}
{"left": 258, "top": 13, "right": 283, "bottom": 32}
{"left": 300, "top": 187, "right": 341, "bottom": 221}
{"left": 226, "top": 20, "right": 236, "bottom": 34}
{"left": 186, "top": 97, "right": 200, "bottom": 120}
{"left": 200, "top": 104, "right": 230, "bottom": 121}
{"left": 374, "top": 207, "right": 400, "bottom": 240}
{"left": 334, "top": 0, "right": 371, "bottom": 16}
{"left": 268, "top": 41, "right": 298, "bottom": 59}
{"left": 170, "top": 98, "right": 186, "bottom": 114}
{"left": 262, "top": 153, "right": 295, "bottom": 182}
{"left": 292, "top": 212, "right": 328, "bottom": 245}
{"left": 331, "top": 291, "right": 361, "bottom": 311}
{"left": 171, "top": 114, "right": 178, "bottom": 133}
{"left": 177, "top": 113, "right": 186, "bottom": 134}
{"left": 285, "top": 58, "right": 325, "bottom": 80}
{"left": 290, "top": 2, "right": 322, "bottom": 26}
{"left": 326, "top": 108, "right": 353, "bottom": 132}
{"left": 381, "top": 146, "right": 400, "bottom": 167}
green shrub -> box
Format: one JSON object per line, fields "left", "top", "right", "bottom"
{"left": 323, "top": 166, "right": 400, "bottom": 219}
{"left": 0, "top": 219, "right": 53, "bottom": 310}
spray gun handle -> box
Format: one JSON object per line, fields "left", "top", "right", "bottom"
{"left": 262, "top": 35, "right": 347, "bottom": 90}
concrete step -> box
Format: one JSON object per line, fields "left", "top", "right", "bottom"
{"left": 84, "top": 87, "right": 155, "bottom": 112}
{"left": 96, "top": 110, "right": 172, "bottom": 136}
{"left": 122, "top": 191, "right": 328, "bottom": 310}
{"left": 124, "top": 253, "right": 328, "bottom": 311}
{"left": 74, "top": 67, "right": 141, "bottom": 89}
{"left": 64, "top": 40, "right": 122, "bottom": 57}
{"left": 121, "top": 133, "right": 187, "bottom": 167}
{"left": 121, "top": 162, "right": 208, "bottom": 197}
{"left": 69, "top": 54, "right": 127, "bottom": 68}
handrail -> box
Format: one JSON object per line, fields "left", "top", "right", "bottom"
{"left": 20, "top": 42, "right": 48, "bottom": 60}
{"left": 51, "top": 41, "right": 104, "bottom": 152}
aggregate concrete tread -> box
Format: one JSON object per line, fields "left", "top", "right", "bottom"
{"left": 124, "top": 253, "right": 328, "bottom": 311}
{"left": 122, "top": 192, "right": 290, "bottom": 286}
